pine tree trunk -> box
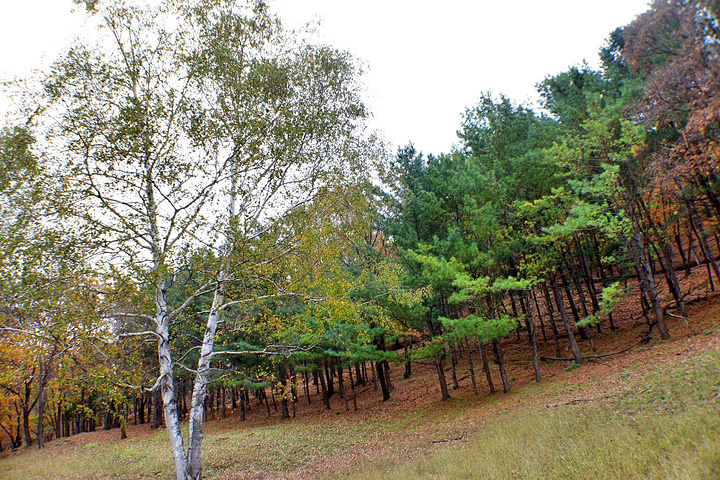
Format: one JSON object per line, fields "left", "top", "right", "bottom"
{"left": 543, "top": 282, "right": 563, "bottom": 357}
{"left": 349, "top": 365, "right": 358, "bottom": 411}
{"left": 675, "top": 223, "right": 689, "bottom": 274}
{"left": 551, "top": 275, "right": 583, "bottom": 364}
{"left": 639, "top": 198, "right": 687, "bottom": 317}
{"left": 239, "top": 388, "right": 246, "bottom": 422}
{"left": 338, "top": 363, "right": 349, "bottom": 413}
{"left": 531, "top": 288, "right": 548, "bottom": 341}
{"left": 318, "top": 368, "right": 330, "bottom": 409}
{"left": 324, "top": 361, "right": 335, "bottom": 398}
{"left": 521, "top": 291, "right": 542, "bottom": 382}
{"left": 467, "top": 340, "right": 479, "bottom": 395}
{"left": 313, "top": 369, "right": 320, "bottom": 395}
{"left": 493, "top": 339, "right": 510, "bottom": 393}
{"left": 279, "top": 365, "right": 289, "bottom": 420}
{"left": 561, "top": 270, "right": 586, "bottom": 340}
{"left": 376, "top": 361, "right": 391, "bottom": 402}
{"left": 356, "top": 363, "right": 365, "bottom": 386}
{"left": 303, "top": 364, "right": 311, "bottom": 405}
{"left": 289, "top": 364, "right": 298, "bottom": 405}
{"left": 450, "top": 348, "right": 459, "bottom": 390}
{"left": 619, "top": 192, "right": 670, "bottom": 340}
{"left": 576, "top": 237, "right": 601, "bottom": 317}
{"left": 689, "top": 206, "right": 720, "bottom": 286}
{"left": 434, "top": 353, "right": 451, "bottom": 401}
{"left": 479, "top": 342, "right": 495, "bottom": 394}
{"left": 403, "top": 343, "right": 412, "bottom": 379}
{"left": 385, "top": 361, "right": 393, "bottom": 391}
{"left": 263, "top": 387, "right": 271, "bottom": 416}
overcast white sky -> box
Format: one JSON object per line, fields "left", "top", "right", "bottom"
{"left": 0, "top": 0, "right": 650, "bottom": 155}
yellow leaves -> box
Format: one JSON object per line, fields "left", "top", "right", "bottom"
{"left": 266, "top": 315, "right": 289, "bottom": 333}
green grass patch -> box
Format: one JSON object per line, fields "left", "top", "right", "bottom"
{"left": 565, "top": 363, "right": 581, "bottom": 372}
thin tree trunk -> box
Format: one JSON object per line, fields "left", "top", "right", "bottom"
{"left": 318, "top": 367, "right": 330, "bottom": 410}
{"left": 403, "top": 343, "right": 412, "bottom": 379}
{"left": 576, "top": 237, "right": 601, "bottom": 317}
{"left": 493, "top": 339, "right": 510, "bottom": 393}
{"left": 450, "top": 348, "right": 459, "bottom": 390}
{"left": 522, "top": 290, "right": 541, "bottom": 382}
{"left": 543, "top": 282, "right": 562, "bottom": 357}
{"left": 467, "top": 340, "right": 479, "bottom": 395}
{"left": 620, "top": 192, "right": 670, "bottom": 340}
{"left": 639, "top": 198, "right": 687, "bottom": 317}
{"left": 383, "top": 360, "right": 393, "bottom": 392}
{"left": 560, "top": 269, "right": 587, "bottom": 340}
{"left": 479, "top": 342, "right": 495, "bottom": 394}
{"left": 263, "top": 387, "right": 271, "bottom": 416}
{"left": 22, "top": 381, "right": 32, "bottom": 448}
{"left": 434, "top": 353, "right": 451, "bottom": 401}
{"left": 303, "top": 364, "right": 311, "bottom": 405}
{"left": 338, "top": 363, "right": 349, "bottom": 413}
{"left": 675, "top": 221, "right": 690, "bottom": 274}
{"left": 689, "top": 206, "right": 720, "bottom": 286}
{"left": 279, "top": 365, "right": 289, "bottom": 420}
{"left": 36, "top": 356, "right": 54, "bottom": 449}
{"left": 324, "top": 360, "right": 335, "bottom": 398}
{"left": 348, "top": 365, "right": 358, "bottom": 411}
{"left": 289, "top": 364, "right": 298, "bottom": 406}
{"left": 551, "top": 275, "right": 583, "bottom": 364}
{"left": 532, "top": 288, "right": 548, "bottom": 341}
{"left": 376, "top": 361, "right": 391, "bottom": 402}
{"left": 239, "top": 388, "right": 246, "bottom": 422}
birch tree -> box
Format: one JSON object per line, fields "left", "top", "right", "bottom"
{"left": 43, "top": 1, "right": 371, "bottom": 478}
{"left": 44, "top": 3, "right": 221, "bottom": 473}
{"left": 181, "top": 3, "right": 369, "bottom": 476}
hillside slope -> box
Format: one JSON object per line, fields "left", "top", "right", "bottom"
{"left": 1, "top": 292, "right": 719, "bottom": 480}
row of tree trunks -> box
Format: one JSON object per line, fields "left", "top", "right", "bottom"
{"left": 17, "top": 213, "right": 720, "bottom": 446}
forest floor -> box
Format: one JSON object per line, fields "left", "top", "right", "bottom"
{"left": 1, "top": 271, "right": 720, "bottom": 479}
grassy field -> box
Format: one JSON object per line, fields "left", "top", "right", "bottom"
{"left": 1, "top": 336, "right": 719, "bottom": 479}
{"left": 342, "top": 348, "right": 720, "bottom": 480}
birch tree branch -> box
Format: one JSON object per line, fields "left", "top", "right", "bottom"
{"left": 118, "top": 330, "right": 163, "bottom": 340}
{"left": 210, "top": 344, "right": 315, "bottom": 359}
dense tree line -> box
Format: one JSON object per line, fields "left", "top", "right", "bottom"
{"left": 0, "top": 0, "right": 718, "bottom": 478}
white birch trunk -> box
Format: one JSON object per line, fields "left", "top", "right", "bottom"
{"left": 186, "top": 277, "right": 225, "bottom": 479}
{"left": 187, "top": 178, "right": 236, "bottom": 479}
{"left": 155, "top": 280, "right": 190, "bottom": 480}
{"left": 148, "top": 174, "right": 189, "bottom": 479}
